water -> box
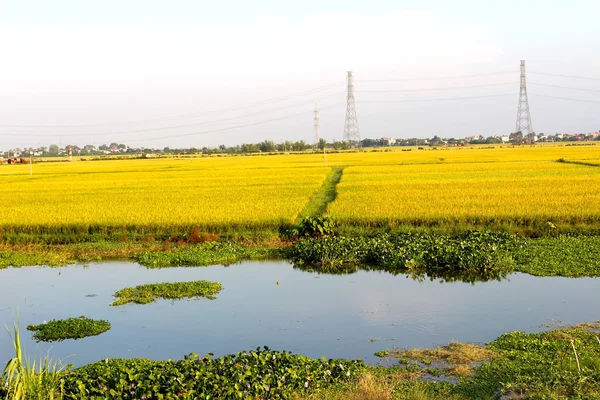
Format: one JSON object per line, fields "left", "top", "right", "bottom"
{"left": 0, "top": 261, "right": 598, "bottom": 366}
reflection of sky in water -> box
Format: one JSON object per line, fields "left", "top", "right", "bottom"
{"left": 0, "top": 261, "right": 598, "bottom": 366}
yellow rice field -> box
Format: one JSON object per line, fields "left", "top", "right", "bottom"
{"left": 327, "top": 161, "right": 600, "bottom": 226}
{"left": 0, "top": 156, "right": 329, "bottom": 233}
{"left": 1, "top": 143, "right": 600, "bottom": 235}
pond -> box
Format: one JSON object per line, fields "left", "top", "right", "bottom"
{"left": 0, "top": 260, "right": 598, "bottom": 366}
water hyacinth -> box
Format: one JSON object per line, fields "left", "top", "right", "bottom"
{"left": 60, "top": 347, "right": 363, "bottom": 398}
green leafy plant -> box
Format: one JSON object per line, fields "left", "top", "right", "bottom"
{"left": 515, "top": 235, "right": 600, "bottom": 277}
{"left": 133, "top": 241, "right": 270, "bottom": 268}
{"left": 290, "top": 231, "right": 520, "bottom": 282}
{"left": 2, "top": 320, "right": 71, "bottom": 399}
{"left": 61, "top": 347, "right": 363, "bottom": 399}
{"left": 26, "top": 317, "right": 111, "bottom": 342}
{"left": 453, "top": 323, "right": 600, "bottom": 399}
{"left": 298, "top": 216, "right": 335, "bottom": 238}
{"left": 111, "top": 280, "right": 223, "bottom": 306}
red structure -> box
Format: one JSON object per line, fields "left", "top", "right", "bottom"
{"left": 4, "top": 158, "right": 27, "bottom": 164}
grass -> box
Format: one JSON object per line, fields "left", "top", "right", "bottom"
{"left": 132, "top": 241, "right": 275, "bottom": 268}
{"left": 300, "top": 322, "right": 600, "bottom": 400}
{"left": 453, "top": 322, "right": 600, "bottom": 399}
{"left": 1, "top": 320, "right": 69, "bottom": 399}
{"left": 26, "top": 317, "right": 111, "bottom": 342}
{"left": 111, "top": 280, "right": 223, "bottom": 306}
{"left": 0, "top": 239, "right": 279, "bottom": 269}
{"left": 557, "top": 159, "right": 600, "bottom": 167}
{"left": 381, "top": 342, "right": 497, "bottom": 378}
{"left": 293, "top": 370, "right": 459, "bottom": 400}
{"left": 295, "top": 166, "right": 345, "bottom": 221}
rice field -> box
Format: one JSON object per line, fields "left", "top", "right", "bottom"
{"left": 0, "top": 156, "right": 329, "bottom": 234}
{"left": 327, "top": 161, "right": 600, "bottom": 227}
{"left": 1, "top": 143, "right": 600, "bottom": 236}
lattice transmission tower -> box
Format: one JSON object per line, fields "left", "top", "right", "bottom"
{"left": 515, "top": 60, "right": 533, "bottom": 141}
{"left": 343, "top": 71, "right": 361, "bottom": 146}
{"left": 314, "top": 103, "right": 319, "bottom": 149}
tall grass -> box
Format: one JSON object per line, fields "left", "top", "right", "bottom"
{"left": 1, "top": 320, "right": 69, "bottom": 400}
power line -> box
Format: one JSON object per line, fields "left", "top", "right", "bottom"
{"left": 0, "top": 92, "right": 346, "bottom": 138}
{"left": 357, "top": 93, "right": 514, "bottom": 103}
{"left": 122, "top": 102, "right": 346, "bottom": 143}
{"left": 356, "top": 82, "right": 516, "bottom": 93}
{"left": 355, "top": 71, "right": 515, "bottom": 82}
{"left": 529, "top": 82, "right": 600, "bottom": 93}
{"left": 0, "top": 83, "right": 344, "bottom": 129}
{"left": 529, "top": 93, "right": 600, "bottom": 104}
{"left": 529, "top": 71, "right": 600, "bottom": 81}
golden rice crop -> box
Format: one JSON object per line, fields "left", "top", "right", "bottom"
{"left": 1, "top": 143, "right": 599, "bottom": 235}
{"left": 0, "top": 156, "right": 329, "bottom": 233}
{"left": 328, "top": 159, "right": 600, "bottom": 226}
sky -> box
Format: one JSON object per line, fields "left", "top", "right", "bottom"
{"left": 1, "top": 0, "right": 599, "bottom": 150}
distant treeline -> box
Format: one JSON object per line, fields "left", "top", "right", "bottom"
{"left": 3, "top": 132, "right": 598, "bottom": 158}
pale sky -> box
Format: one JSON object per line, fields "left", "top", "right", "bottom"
{"left": 1, "top": 0, "right": 599, "bottom": 149}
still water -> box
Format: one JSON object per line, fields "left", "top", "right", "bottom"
{"left": 0, "top": 261, "right": 598, "bottom": 366}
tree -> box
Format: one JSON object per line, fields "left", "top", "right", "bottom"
{"left": 49, "top": 144, "right": 59, "bottom": 154}
{"left": 292, "top": 140, "right": 308, "bottom": 151}
{"left": 509, "top": 131, "right": 523, "bottom": 143}
{"left": 259, "top": 140, "right": 276, "bottom": 152}
{"left": 361, "top": 138, "right": 377, "bottom": 147}
{"left": 485, "top": 136, "right": 501, "bottom": 144}
{"left": 318, "top": 138, "right": 327, "bottom": 150}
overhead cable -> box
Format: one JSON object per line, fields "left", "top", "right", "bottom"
{"left": 356, "top": 82, "right": 517, "bottom": 93}
{"left": 529, "top": 71, "right": 600, "bottom": 81}
{"left": 122, "top": 102, "right": 346, "bottom": 143}
{"left": 529, "top": 93, "right": 600, "bottom": 104}
{"left": 357, "top": 93, "right": 514, "bottom": 103}
{"left": 355, "top": 71, "right": 515, "bottom": 82}
{"left": 529, "top": 82, "right": 600, "bottom": 93}
{"left": 0, "top": 83, "right": 344, "bottom": 129}
{"left": 0, "top": 92, "right": 346, "bottom": 138}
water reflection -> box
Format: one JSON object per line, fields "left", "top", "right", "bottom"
{"left": 0, "top": 261, "right": 598, "bottom": 367}
{"left": 293, "top": 263, "right": 510, "bottom": 283}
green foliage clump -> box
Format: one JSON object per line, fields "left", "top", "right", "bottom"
{"left": 0, "top": 248, "right": 75, "bottom": 268}
{"left": 26, "top": 317, "right": 111, "bottom": 342}
{"left": 281, "top": 216, "right": 336, "bottom": 240}
{"left": 297, "top": 216, "right": 335, "bottom": 238}
{"left": 61, "top": 347, "right": 363, "bottom": 399}
{"left": 111, "top": 280, "right": 223, "bottom": 306}
{"left": 515, "top": 235, "right": 600, "bottom": 277}
{"left": 133, "top": 241, "right": 270, "bottom": 268}
{"left": 290, "top": 231, "right": 520, "bottom": 281}
{"left": 453, "top": 323, "right": 600, "bottom": 399}
{"left": 374, "top": 350, "right": 390, "bottom": 358}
